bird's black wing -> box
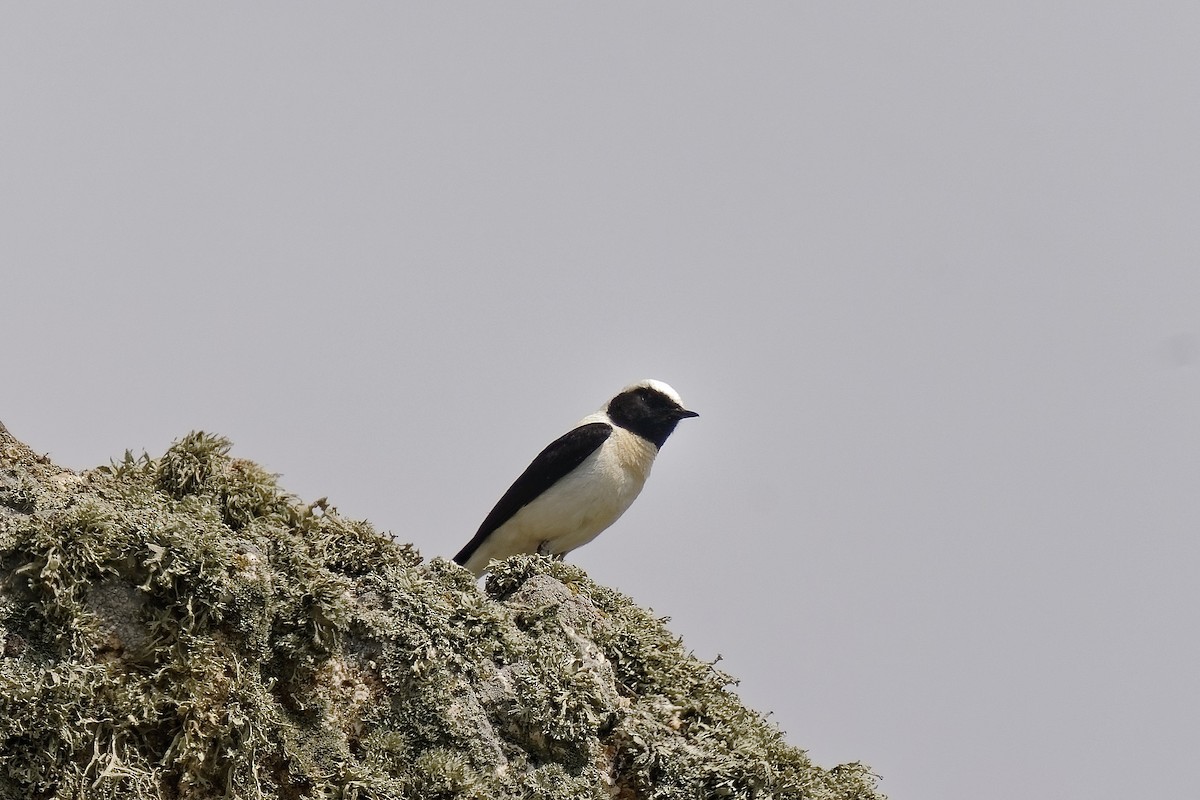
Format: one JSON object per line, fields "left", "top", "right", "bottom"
{"left": 453, "top": 422, "right": 613, "bottom": 566}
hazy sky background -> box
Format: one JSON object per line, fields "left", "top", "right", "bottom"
{"left": 4, "top": 5, "right": 1198, "bottom": 798}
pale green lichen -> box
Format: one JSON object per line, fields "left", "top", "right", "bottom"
{"left": 0, "top": 425, "right": 884, "bottom": 800}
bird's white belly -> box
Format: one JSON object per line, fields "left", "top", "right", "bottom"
{"left": 474, "top": 428, "right": 658, "bottom": 568}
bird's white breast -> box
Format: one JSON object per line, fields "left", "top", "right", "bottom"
{"left": 465, "top": 421, "right": 659, "bottom": 571}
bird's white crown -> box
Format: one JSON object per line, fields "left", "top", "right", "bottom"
{"left": 620, "top": 378, "right": 686, "bottom": 406}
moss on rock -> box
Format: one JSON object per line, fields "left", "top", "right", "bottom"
{"left": 0, "top": 422, "right": 883, "bottom": 800}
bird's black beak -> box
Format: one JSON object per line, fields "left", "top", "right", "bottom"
{"left": 677, "top": 408, "right": 699, "bottom": 419}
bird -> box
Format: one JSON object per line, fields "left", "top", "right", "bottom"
{"left": 453, "top": 379, "right": 698, "bottom": 576}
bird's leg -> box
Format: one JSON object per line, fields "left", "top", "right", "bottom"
{"left": 536, "top": 541, "right": 566, "bottom": 561}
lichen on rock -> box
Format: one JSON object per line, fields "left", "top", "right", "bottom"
{"left": 0, "top": 421, "right": 883, "bottom": 800}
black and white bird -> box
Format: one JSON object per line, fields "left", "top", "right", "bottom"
{"left": 453, "top": 379, "right": 698, "bottom": 576}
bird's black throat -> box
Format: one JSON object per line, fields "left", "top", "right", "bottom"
{"left": 607, "top": 386, "right": 697, "bottom": 448}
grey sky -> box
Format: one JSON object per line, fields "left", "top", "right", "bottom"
{"left": 4, "top": 5, "right": 1198, "bottom": 798}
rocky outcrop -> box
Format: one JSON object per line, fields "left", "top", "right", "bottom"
{"left": 0, "top": 422, "right": 883, "bottom": 799}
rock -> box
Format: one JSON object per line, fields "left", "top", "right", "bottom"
{"left": 0, "top": 422, "right": 883, "bottom": 800}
